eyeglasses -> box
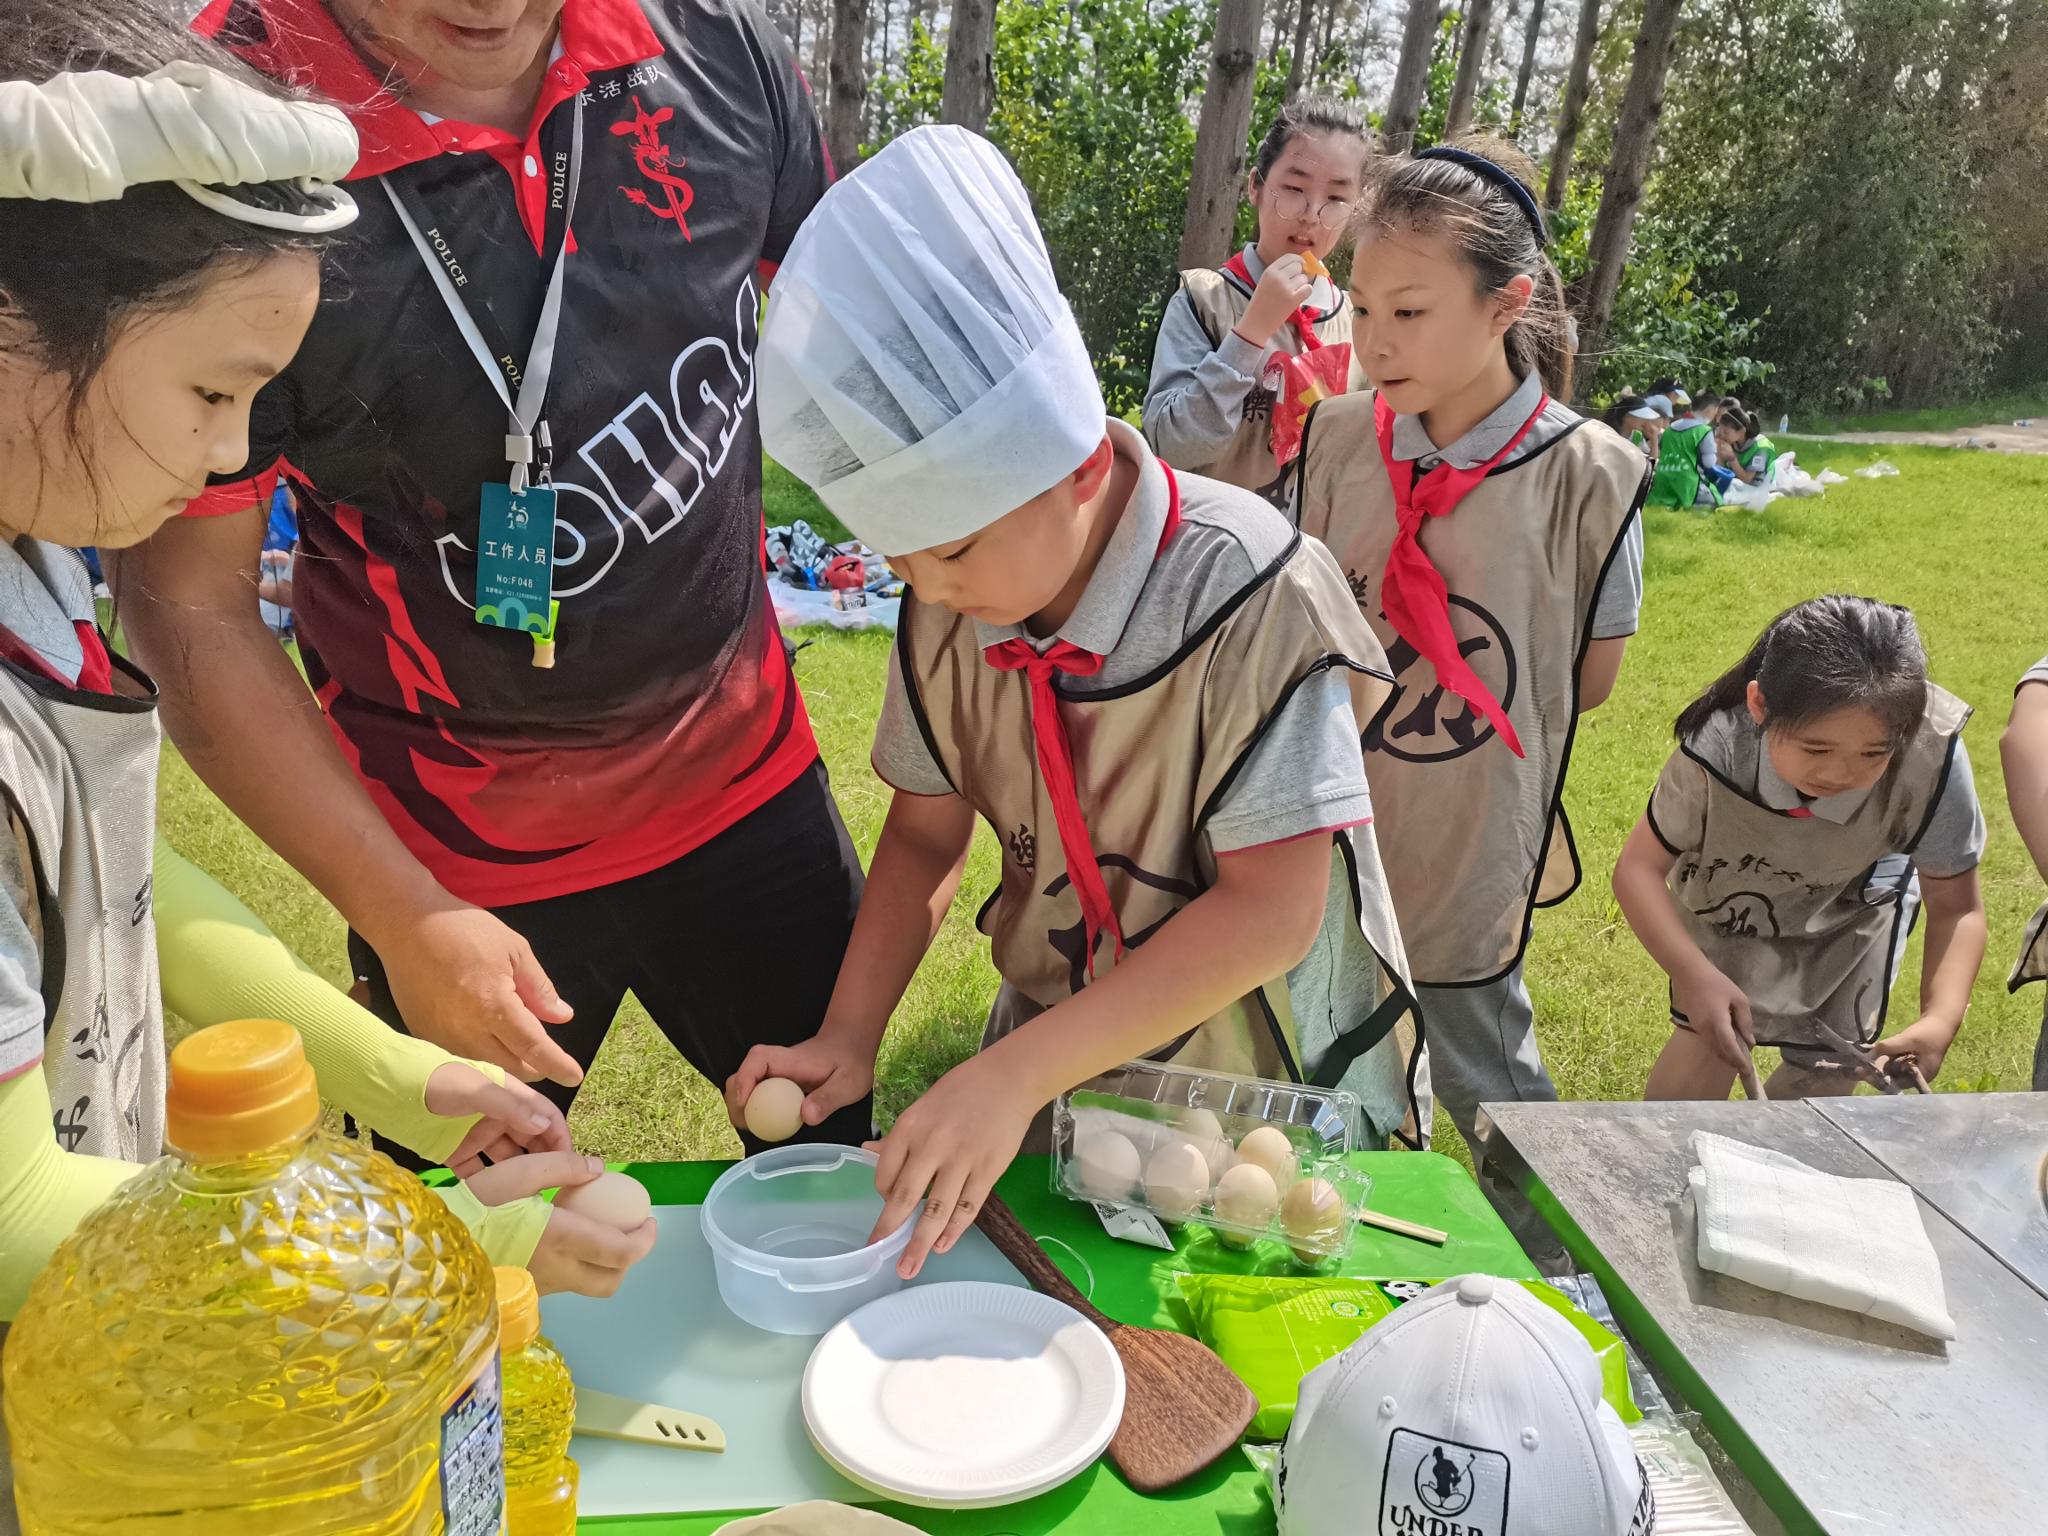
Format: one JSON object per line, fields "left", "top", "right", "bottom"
{"left": 1268, "top": 188, "right": 1353, "bottom": 230}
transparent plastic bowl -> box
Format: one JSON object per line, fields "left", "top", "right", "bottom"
{"left": 700, "top": 1145, "right": 915, "bottom": 1335}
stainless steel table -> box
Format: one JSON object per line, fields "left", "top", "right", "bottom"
{"left": 1487, "top": 1096, "right": 2048, "bottom": 1536}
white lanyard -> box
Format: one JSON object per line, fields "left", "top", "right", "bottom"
{"left": 381, "top": 95, "right": 585, "bottom": 493}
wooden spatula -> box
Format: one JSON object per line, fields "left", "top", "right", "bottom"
{"left": 975, "top": 1194, "right": 1256, "bottom": 1492}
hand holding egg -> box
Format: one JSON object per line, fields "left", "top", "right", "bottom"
{"left": 551, "top": 1168, "right": 653, "bottom": 1231}
{"left": 743, "top": 1076, "right": 806, "bottom": 1143}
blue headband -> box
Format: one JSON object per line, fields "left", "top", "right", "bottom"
{"left": 1415, "top": 146, "right": 1548, "bottom": 246}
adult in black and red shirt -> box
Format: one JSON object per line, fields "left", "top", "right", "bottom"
{"left": 117, "top": 0, "right": 871, "bottom": 1153}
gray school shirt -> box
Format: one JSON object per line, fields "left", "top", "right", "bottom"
{"left": 873, "top": 419, "right": 1394, "bottom": 1053}
{"left": 1142, "top": 245, "right": 1345, "bottom": 471}
{"left": 1653, "top": 717, "right": 1987, "bottom": 879}
{"left": 875, "top": 419, "right": 1374, "bottom": 850}
{"left": 1385, "top": 369, "right": 1645, "bottom": 639}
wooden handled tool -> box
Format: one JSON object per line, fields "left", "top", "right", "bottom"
{"left": 1357, "top": 1208, "right": 1449, "bottom": 1245}
{"left": 575, "top": 1388, "right": 726, "bottom": 1454}
{"left": 975, "top": 1195, "right": 1255, "bottom": 1493}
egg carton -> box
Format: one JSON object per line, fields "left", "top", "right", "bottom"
{"left": 1049, "top": 1061, "right": 1371, "bottom": 1267}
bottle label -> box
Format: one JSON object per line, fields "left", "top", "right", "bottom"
{"left": 440, "top": 1354, "right": 507, "bottom": 1536}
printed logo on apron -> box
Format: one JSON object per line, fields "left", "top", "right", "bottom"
{"left": 1698, "top": 889, "right": 1781, "bottom": 939}
{"left": 1045, "top": 855, "right": 1199, "bottom": 994}
{"left": 1365, "top": 594, "right": 1520, "bottom": 764}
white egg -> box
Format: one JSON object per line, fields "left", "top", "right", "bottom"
{"left": 1143, "top": 1140, "right": 1212, "bottom": 1222}
{"left": 1074, "top": 1129, "right": 1141, "bottom": 1202}
{"left": 1280, "top": 1177, "right": 1346, "bottom": 1263}
{"left": 1236, "top": 1125, "right": 1299, "bottom": 1187}
{"left": 1212, "top": 1161, "right": 1279, "bottom": 1248}
{"left": 554, "top": 1170, "right": 652, "bottom": 1231}
{"left": 1177, "top": 1107, "right": 1236, "bottom": 1182}
{"left": 744, "top": 1077, "right": 806, "bottom": 1142}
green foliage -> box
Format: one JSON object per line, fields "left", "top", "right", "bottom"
{"left": 869, "top": 0, "right": 1208, "bottom": 415}
{"left": 1646, "top": 0, "right": 2015, "bottom": 411}
{"left": 1549, "top": 178, "right": 1772, "bottom": 406}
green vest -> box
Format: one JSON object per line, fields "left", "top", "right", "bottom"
{"left": 1648, "top": 420, "right": 1718, "bottom": 509}
{"left": 1738, "top": 435, "right": 1778, "bottom": 476}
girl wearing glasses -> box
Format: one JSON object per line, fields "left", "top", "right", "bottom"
{"left": 1143, "top": 96, "right": 1371, "bottom": 506}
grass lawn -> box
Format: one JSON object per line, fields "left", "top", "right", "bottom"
{"left": 1791, "top": 384, "right": 2048, "bottom": 437}
{"left": 158, "top": 437, "right": 2048, "bottom": 1163}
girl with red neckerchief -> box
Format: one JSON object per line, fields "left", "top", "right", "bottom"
{"left": 1292, "top": 137, "right": 1651, "bottom": 1266}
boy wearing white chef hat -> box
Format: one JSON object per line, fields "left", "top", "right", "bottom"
{"left": 738, "top": 125, "right": 1425, "bottom": 1280}
{"left": 1277, "top": 1274, "right": 1655, "bottom": 1535}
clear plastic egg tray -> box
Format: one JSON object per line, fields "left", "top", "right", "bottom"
{"left": 1049, "top": 1060, "right": 1371, "bottom": 1267}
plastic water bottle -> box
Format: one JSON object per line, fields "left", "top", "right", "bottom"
{"left": 4, "top": 1019, "right": 503, "bottom": 1534}
{"left": 1779, "top": 414, "right": 1790, "bottom": 433}
{"left": 496, "top": 1266, "right": 579, "bottom": 1534}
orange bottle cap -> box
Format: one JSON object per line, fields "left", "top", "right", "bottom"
{"left": 164, "top": 1019, "right": 320, "bottom": 1160}
{"left": 495, "top": 1265, "right": 541, "bottom": 1354}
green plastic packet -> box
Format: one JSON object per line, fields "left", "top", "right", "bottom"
{"left": 1176, "top": 1273, "right": 1640, "bottom": 1442}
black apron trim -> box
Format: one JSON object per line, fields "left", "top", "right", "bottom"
{"left": 1645, "top": 791, "right": 1685, "bottom": 857}
{"left": 1533, "top": 803, "right": 1583, "bottom": 910}
{"left": 0, "top": 649, "right": 159, "bottom": 715}
{"left": 1053, "top": 533, "right": 1324, "bottom": 703}
{"left": 1413, "top": 466, "right": 1650, "bottom": 990}
{"left": 891, "top": 601, "right": 961, "bottom": 797}
{"left": 1195, "top": 652, "right": 1394, "bottom": 831}
{"left": 1178, "top": 275, "right": 1222, "bottom": 352}
{"left": 3, "top": 780, "right": 66, "bottom": 1035}
{"left": 1250, "top": 985, "right": 1306, "bottom": 1083}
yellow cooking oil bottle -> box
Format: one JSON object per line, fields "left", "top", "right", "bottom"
{"left": 494, "top": 1266, "right": 579, "bottom": 1534}
{"left": 3, "top": 1018, "right": 505, "bottom": 1535}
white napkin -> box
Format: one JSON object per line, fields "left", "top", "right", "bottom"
{"left": 1687, "top": 1131, "right": 1955, "bottom": 1340}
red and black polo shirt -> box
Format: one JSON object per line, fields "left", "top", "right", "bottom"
{"left": 190, "top": 0, "right": 831, "bottom": 905}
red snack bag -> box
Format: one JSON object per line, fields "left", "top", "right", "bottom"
{"left": 1270, "top": 342, "right": 1354, "bottom": 472}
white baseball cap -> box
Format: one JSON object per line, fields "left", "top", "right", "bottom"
{"left": 1276, "top": 1275, "right": 1654, "bottom": 1536}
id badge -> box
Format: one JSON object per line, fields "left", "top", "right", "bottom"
{"left": 474, "top": 482, "right": 560, "bottom": 643}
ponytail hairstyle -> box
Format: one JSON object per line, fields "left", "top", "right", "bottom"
{"left": 1252, "top": 94, "right": 1372, "bottom": 184}
{"left": 1675, "top": 595, "right": 1930, "bottom": 747}
{"left": 1348, "top": 134, "right": 1572, "bottom": 399}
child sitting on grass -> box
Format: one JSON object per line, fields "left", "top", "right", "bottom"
{"left": 1616, "top": 597, "right": 1988, "bottom": 1099}
{"left": 742, "top": 126, "right": 1421, "bottom": 1280}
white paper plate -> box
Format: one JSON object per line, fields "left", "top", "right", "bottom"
{"left": 801, "top": 1280, "right": 1125, "bottom": 1509}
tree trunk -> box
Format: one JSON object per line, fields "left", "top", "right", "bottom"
{"left": 1509, "top": 0, "right": 1547, "bottom": 132}
{"left": 1444, "top": 0, "right": 1498, "bottom": 136}
{"left": 1543, "top": 0, "right": 1600, "bottom": 208}
{"left": 1178, "top": 0, "right": 1267, "bottom": 270}
{"left": 1283, "top": 0, "right": 1318, "bottom": 99}
{"left": 1382, "top": 0, "right": 1442, "bottom": 149}
{"left": 824, "top": 0, "right": 869, "bottom": 171}
{"left": 940, "top": 0, "right": 998, "bottom": 132}
{"left": 1574, "top": 0, "right": 1683, "bottom": 402}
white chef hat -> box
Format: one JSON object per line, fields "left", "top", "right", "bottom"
{"left": 757, "top": 125, "right": 1106, "bottom": 557}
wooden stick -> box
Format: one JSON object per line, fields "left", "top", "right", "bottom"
{"left": 1736, "top": 1051, "right": 1768, "bottom": 1102}
{"left": 1356, "top": 1208, "right": 1449, "bottom": 1245}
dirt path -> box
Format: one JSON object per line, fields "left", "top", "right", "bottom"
{"left": 1817, "top": 419, "right": 2048, "bottom": 454}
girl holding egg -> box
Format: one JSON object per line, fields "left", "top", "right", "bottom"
{"left": 1143, "top": 97, "right": 1373, "bottom": 505}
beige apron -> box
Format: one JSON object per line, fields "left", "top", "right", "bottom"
{"left": 1179, "top": 265, "right": 1351, "bottom": 504}
{"left": 1292, "top": 391, "right": 1648, "bottom": 984}
{"left": 1665, "top": 692, "right": 1972, "bottom": 1050}
{"left": 896, "top": 531, "right": 1421, "bottom": 1140}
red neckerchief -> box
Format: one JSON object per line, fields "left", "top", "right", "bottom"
{"left": 1224, "top": 252, "right": 1325, "bottom": 353}
{"left": 984, "top": 463, "right": 1184, "bottom": 980}
{"left": 1373, "top": 390, "right": 1546, "bottom": 759}
{"left": 0, "top": 622, "right": 114, "bottom": 695}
